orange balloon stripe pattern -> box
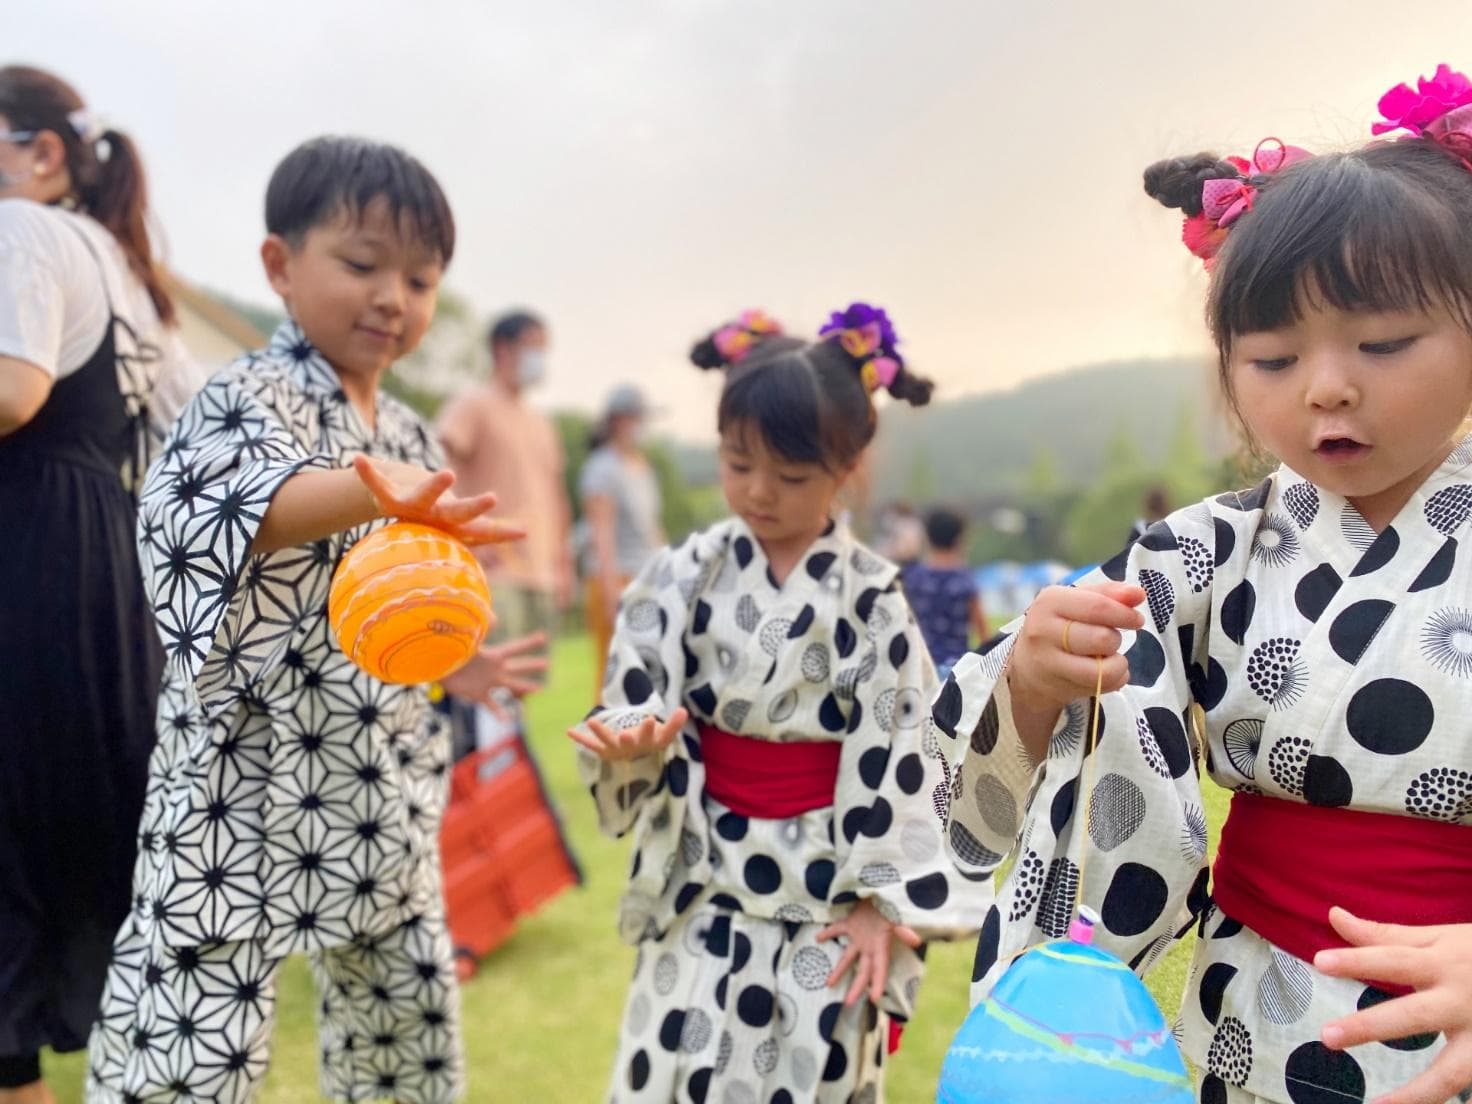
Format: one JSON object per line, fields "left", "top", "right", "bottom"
{"left": 329, "top": 522, "right": 493, "bottom": 685}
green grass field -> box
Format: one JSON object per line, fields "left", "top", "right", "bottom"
{"left": 46, "top": 635, "right": 1229, "bottom": 1102}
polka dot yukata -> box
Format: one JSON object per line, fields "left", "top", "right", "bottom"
{"left": 580, "top": 517, "right": 988, "bottom": 1103}
{"left": 937, "top": 442, "right": 1472, "bottom": 1104}
{"left": 86, "top": 323, "right": 462, "bottom": 1103}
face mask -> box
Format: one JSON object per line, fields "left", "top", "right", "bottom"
{"left": 516, "top": 348, "right": 547, "bottom": 388}
{"left": 0, "top": 165, "right": 34, "bottom": 192}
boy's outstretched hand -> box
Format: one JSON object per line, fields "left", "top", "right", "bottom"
{"left": 353, "top": 455, "right": 524, "bottom": 546}
{"left": 440, "top": 631, "right": 549, "bottom": 710}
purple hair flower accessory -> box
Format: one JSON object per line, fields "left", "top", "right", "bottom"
{"left": 819, "top": 301, "right": 905, "bottom": 393}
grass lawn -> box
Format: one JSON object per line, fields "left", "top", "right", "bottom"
{"left": 46, "top": 635, "right": 1229, "bottom": 1102}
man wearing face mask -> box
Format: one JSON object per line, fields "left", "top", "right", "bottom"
{"left": 437, "top": 309, "right": 573, "bottom": 678}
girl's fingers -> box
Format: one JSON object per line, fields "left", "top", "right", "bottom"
{"left": 500, "top": 677, "right": 542, "bottom": 698}
{"left": 1322, "top": 992, "right": 1440, "bottom": 1050}
{"left": 1366, "top": 1045, "right": 1472, "bottom": 1104}
{"left": 658, "top": 708, "right": 691, "bottom": 741}
{"left": 567, "top": 727, "right": 608, "bottom": 755}
{"left": 892, "top": 925, "right": 923, "bottom": 950}
{"left": 826, "top": 944, "right": 859, "bottom": 989}
{"left": 1047, "top": 586, "right": 1147, "bottom": 629}
{"left": 1329, "top": 907, "right": 1446, "bottom": 950}
{"left": 1053, "top": 622, "right": 1125, "bottom": 659}
{"left": 870, "top": 944, "right": 889, "bottom": 1005}
{"left": 585, "top": 719, "right": 617, "bottom": 744}
{"left": 1313, "top": 946, "right": 1434, "bottom": 990}
{"left": 844, "top": 956, "right": 871, "bottom": 1007}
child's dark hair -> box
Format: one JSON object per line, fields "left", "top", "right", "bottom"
{"left": 489, "top": 309, "right": 544, "bottom": 350}
{"left": 0, "top": 65, "right": 174, "bottom": 323}
{"left": 691, "top": 306, "right": 934, "bottom": 472}
{"left": 1145, "top": 139, "right": 1472, "bottom": 401}
{"left": 924, "top": 507, "right": 967, "bottom": 550}
{"left": 266, "top": 137, "right": 455, "bottom": 264}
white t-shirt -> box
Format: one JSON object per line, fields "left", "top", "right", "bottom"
{"left": 0, "top": 197, "right": 199, "bottom": 442}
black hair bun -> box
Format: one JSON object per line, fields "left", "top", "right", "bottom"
{"left": 887, "top": 367, "right": 934, "bottom": 408}
{"left": 1143, "top": 154, "right": 1240, "bottom": 216}
{"left": 690, "top": 335, "right": 728, "bottom": 370}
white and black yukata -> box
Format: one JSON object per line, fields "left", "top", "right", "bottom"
{"left": 581, "top": 517, "right": 986, "bottom": 1103}
{"left": 0, "top": 199, "right": 192, "bottom": 1076}
{"left": 87, "top": 322, "right": 463, "bottom": 1103}
{"left": 938, "top": 445, "right": 1472, "bottom": 1104}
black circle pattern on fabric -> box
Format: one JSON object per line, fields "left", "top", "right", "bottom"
{"left": 1100, "top": 862, "right": 1168, "bottom": 937}
{"left": 1199, "top": 961, "right": 1238, "bottom": 1027}
{"left": 1404, "top": 766, "right": 1472, "bottom": 821}
{"left": 1409, "top": 537, "right": 1457, "bottom": 593}
{"left": 1220, "top": 579, "right": 1256, "bottom": 645}
{"left": 1294, "top": 563, "right": 1342, "bottom": 623}
{"left": 1355, "top": 987, "right": 1438, "bottom": 1051}
{"left": 1035, "top": 858, "right": 1080, "bottom": 938}
{"left": 1345, "top": 679, "right": 1433, "bottom": 755}
{"left": 1282, "top": 1041, "right": 1366, "bottom": 1104}
{"left": 1302, "top": 754, "right": 1354, "bottom": 807}
{"left": 1328, "top": 600, "right": 1394, "bottom": 665}
{"left": 1206, "top": 1016, "right": 1253, "bottom": 1087}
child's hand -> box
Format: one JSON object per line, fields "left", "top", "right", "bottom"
{"left": 568, "top": 709, "right": 689, "bottom": 761}
{"left": 1316, "top": 907, "right": 1472, "bottom": 1104}
{"left": 817, "top": 899, "right": 923, "bottom": 1007}
{"left": 1007, "top": 582, "right": 1146, "bottom": 715}
{"left": 440, "top": 631, "right": 549, "bottom": 708}
{"left": 352, "top": 455, "right": 525, "bottom": 546}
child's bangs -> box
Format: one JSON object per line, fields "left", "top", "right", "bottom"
{"left": 719, "top": 354, "right": 825, "bottom": 468}
{"left": 1209, "top": 154, "right": 1472, "bottom": 350}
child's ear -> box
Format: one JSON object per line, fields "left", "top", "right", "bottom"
{"left": 260, "top": 234, "right": 294, "bottom": 300}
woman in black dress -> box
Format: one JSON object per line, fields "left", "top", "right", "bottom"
{"left": 0, "top": 66, "right": 189, "bottom": 1104}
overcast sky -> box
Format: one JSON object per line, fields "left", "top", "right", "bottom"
{"left": 12, "top": 0, "right": 1472, "bottom": 439}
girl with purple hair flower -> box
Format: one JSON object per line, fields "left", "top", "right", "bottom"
{"left": 568, "top": 305, "right": 985, "bottom": 1102}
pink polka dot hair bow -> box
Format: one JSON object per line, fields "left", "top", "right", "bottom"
{"left": 1185, "top": 140, "right": 1313, "bottom": 266}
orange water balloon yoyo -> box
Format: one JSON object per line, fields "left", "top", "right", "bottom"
{"left": 329, "top": 521, "right": 492, "bottom": 685}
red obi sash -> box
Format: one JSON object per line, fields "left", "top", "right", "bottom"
{"left": 698, "top": 723, "right": 841, "bottom": 819}
{"left": 1212, "top": 792, "right": 1472, "bottom": 994}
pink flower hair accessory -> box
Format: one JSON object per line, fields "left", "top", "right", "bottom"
{"left": 712, "top": 308, "right": 783, "bottom": 365}
{"left": 1373, "top": 64, "right": 1472, "bottom": 138}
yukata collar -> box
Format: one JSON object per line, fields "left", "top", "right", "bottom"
{"left": 267, "top": 319, "right": 347, "bottom": 397}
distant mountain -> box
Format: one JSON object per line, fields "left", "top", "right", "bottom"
{"left": 867, "top": 357, "right": 1233, "bottom": 504}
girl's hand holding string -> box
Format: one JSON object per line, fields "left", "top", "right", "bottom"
{"left": 1316, "top": 908, "right": 1472, "bottom": 1104}
{"left": 817, "top": 899, "right": 923, "bottom": 1007}
{"left": 1004, "top": 582, "right": 1146, "bottom": 760}
{"left": 569, "top": 709, "right": 690, "bottom": 761}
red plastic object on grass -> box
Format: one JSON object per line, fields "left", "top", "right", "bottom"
{"left": 440, "top": 734, "right": 582, "bottom": 964}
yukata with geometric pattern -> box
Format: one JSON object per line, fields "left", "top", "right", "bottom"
{"left": 87, "top": 321, "right": 463, "bottom": 1104}
{"left": 580, "top": 515, "right": 988, "bottom": 1103}
{"left": 937, "top": 442, "right": 1472, "bottom": 1104}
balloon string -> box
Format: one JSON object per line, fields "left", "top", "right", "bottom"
{"left": 1075, "top": 657, "right": 1105, "bottom": 917}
